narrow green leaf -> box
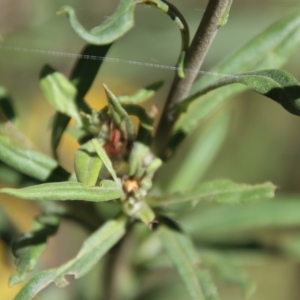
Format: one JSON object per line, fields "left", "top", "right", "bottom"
{"left": 56, "top": 1, "right": 187, "bottom": 46}
{"left": 173, "top": 11, "right": 300, "bottom": 142}
{"left": 176, "top": 69, "right": 300, "bottom": 117}
{"left": 56, "top": 1, "right": 140, "bottom": 45}
{"left": 0, "top": 136, "right": 70, "bottom": 182}
{"left": 74, "top": 140, "right": 103, "bottom": 186}
{"left": 148, "top": 180, "right": 276, "bottom": 207}
{"left": 118, "top": 81, "right": 164, "bottom": 104}
{"left": 40, "top": 65, "right": 82, "bottom": 126}
{"left": 57, "top": 1, "right": 188, "bottom": 76}
{"left": 92, "top": 139, "right": 120, "bottom": 185}
{"left": 158, "top": 225, "right": 205, "bottom": 300}
{"left": 0, "top": 114, "right": 70, "bottom": 182}
{"left": 179, "top": 199, "right": 300, "bottom": 239}
{"left": 0, "top": 86, "right": 15, "bottom": 121}
{"left": 1, "top": 180, "right": 123, "bottom": 202}
{"left": 9, "top": 214, "right": 60, "bottom": 286}
{"left": 15, "top": 216, "right": 127, "bottom": 300}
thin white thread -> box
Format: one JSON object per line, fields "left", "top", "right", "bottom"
{"left": 0, "top": 44, "right": 233, "bottom": 78}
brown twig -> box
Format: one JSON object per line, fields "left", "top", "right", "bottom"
{"left": 153, "top": 0, "right": 230, "bottom": 157}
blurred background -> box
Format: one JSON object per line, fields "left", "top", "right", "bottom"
{"left": 1, "top": 0, "right": 300, "bottom": 299}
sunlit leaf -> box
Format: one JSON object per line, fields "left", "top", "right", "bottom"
{"left": 148, "top": 180, "right": 275, "bottom": 207}
{"left": 9, "top": 214, "right": 60, "bottom": 286}
{"left": 40, "top": 65, "right": 83, "bottom": 126}
{"left": 15, "top": 216, "right": 127, "bottom": 300}
{"left": 1, "top": 180, "right": 123, "bottom": 202}
{"left": 0, "top": 136, "right": 70, "bottom": 182}
{"left": 57, "top": 1, "right": 140, "bottom": 45}
{"left": 74, "top": 140, "right": 103, "bottom": 186}
{"left": 157, "top": 225, "right": 205, "bottom": 300}
{"left": 176, "top": 69, "right": 300, "bottom": 117}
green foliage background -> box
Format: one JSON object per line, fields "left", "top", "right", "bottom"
{"left": 1, "top": 0, "right": 299, "bottom": 189}
{"left": 1, "top": 0, "right": 300, "bottom": 299}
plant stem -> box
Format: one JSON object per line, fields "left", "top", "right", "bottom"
{"left": 153, "top": 0, "right": 230, "bottom": 157}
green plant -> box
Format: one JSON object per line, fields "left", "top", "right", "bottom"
{"left": 1, "top": 0, "right": 300, "bottom": 299}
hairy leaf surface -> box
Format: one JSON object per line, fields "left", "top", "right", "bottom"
{"left": 1, "top": 180, "right": 123, "bottom": 202}
{"left": 74, "top": 140, "right": 103, "bottom": 186}
{"left": 15, "top": 217, "right": 127, "bottom": 300}
{"left": 57, "top": 1, "right": 187, "bottom": 46}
